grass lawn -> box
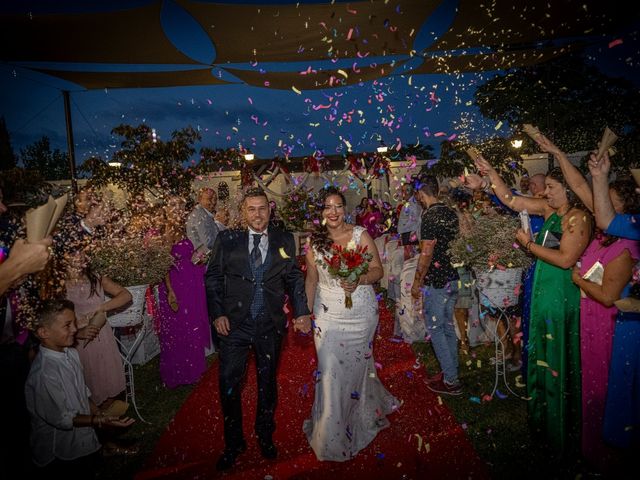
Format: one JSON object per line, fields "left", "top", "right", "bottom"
{"left": 97, "top": 333, "right": 606, "bottom": 479}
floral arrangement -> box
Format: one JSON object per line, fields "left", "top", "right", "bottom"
{"left": 448, "top": 212, "right": 532, "bottom": 272}
{"left": 280, "top": 188, "right": 316, "bottom": 232}
{"left": 321, "top": 242, "right": 372, "bottom": 308}
{"left": 90, "top": 237, "right": 174, "bottom": 286}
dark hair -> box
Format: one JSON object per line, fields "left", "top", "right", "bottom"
{"left": 36, "top": 298, "right": 75, "bottom": 331}
{"left": 310, "top": 187, "right": 347, "bottom": 254}
{"left": 546, "top": 167, "right": 594, "bottom": 239}
{"left": 242, "top": 187, "right": 269, "bottom": 203}
{"left": 416, "top": 175, "right": 439, "bottom": 197}
{"left": 610, "top": 178, "right": 640, "bottom": 214}
{"left": 546, "top": 168, "right": 585, "bottom": 211}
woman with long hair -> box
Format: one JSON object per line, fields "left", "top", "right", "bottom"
{"left": 475, "top": 155, "right": 591, "bottom": 456}
{"left": 528, "top": 133, "right": 640, "bottom": 468}
{"left": 303, "top": 187, "right": 399, "bottom": 461}
{"left": 63, "top": 245, "right": 131, "bottom": 408}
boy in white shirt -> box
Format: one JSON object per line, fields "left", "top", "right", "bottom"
{"left": 25, "top": 299, "right": 134, "bottom": 477}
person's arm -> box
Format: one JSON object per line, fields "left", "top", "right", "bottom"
{"left": 282, "top": 233, "right": 311, "bottom": 333}
{"left": 99, "top": 276, "right": 133, "bottom": 313}
{"left": 518, "top": 208, "right": 591, "bottom": 269}
{"left": 304, "top": 243, "right": 318, "bottom": 313}
{"left": 164, "top": 273, "right": 178, "bottom": 312}
{"left": 410, "top": 239, "right": 435, "bottom": 299}
{"left": 572, "top": 249, "right": 635, "bottom": 307}
{"left": 0, "top": 238, "right": 52, "bottom": 296}
{"left": 475, "top": 154, "right": 549, "bottom": 216}
{"left": 535, "top": 133, "right": 593, "bottom": 211}
{"left": 345, "top": 230, "right": 383, "bottom": 288}
{"left": 205, "top": 235, "right": 226, "bottom": 321}
{"left": 588, "top": 151, "right": 616, "bottom": 230}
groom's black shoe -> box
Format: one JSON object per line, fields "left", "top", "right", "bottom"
{"left": 215, "top": 441, "right": 247, "bottom": 471}
{"left": 258, "top": 437, "right": 278, "bottom": 460}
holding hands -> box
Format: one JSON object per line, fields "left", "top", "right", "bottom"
{"left": 293, "top": 315, "right": 312, "bottom": 334}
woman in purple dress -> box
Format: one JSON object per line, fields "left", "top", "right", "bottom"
{"left": 157, "top": 196, "right": 212, "bottom": 388}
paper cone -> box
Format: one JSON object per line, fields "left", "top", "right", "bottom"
{"left": 465, "top": 147, "right": 481, "bottom": 161}
{"left": 631, "top": 169, "right": 640, "bottom": 187}
{"left": 102, "top": 400, "right": 129, "bottom": 417}
{"left": 596, "top": 127, "right": 618, "bottom": 161}
{"left": 46, "top": 194, "right": 68, "bottom": 237}
{"left": 26, "top": 196, "right": 56, "bottom": 243}
{"left": 522, "top": 124, "right": 541, "bottom": 139}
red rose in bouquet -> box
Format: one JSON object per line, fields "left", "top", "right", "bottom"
{"left": 321, "top": 243, "right": 373, "bottom": 308}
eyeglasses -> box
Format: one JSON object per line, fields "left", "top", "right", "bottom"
{"left": 323, "top": 204, "right": 344, "bottom": 211}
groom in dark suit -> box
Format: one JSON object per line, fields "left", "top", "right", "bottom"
{"left": 205, "top": 188, "right": 311, "bottom": 471}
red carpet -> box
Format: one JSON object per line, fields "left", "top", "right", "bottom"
{"left": 136, "top": 303, "right": 489, "bottom": 479}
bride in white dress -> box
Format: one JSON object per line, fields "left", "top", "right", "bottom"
{"left": 303, "top": 188, "right": 400, "bottom": 461}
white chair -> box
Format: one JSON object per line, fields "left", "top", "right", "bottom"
{"left": 107, "top": 284, "right": 151, "bottom": 423}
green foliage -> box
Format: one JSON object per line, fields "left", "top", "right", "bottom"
{"left": 280, "top": 187, "right": 316, "bottom": 232}
{"left": 0, "top": 167, "right": 50, "bottom": 206}
{"left": 449, "top": 212, "right": 532, "bottom": 271}
{"left": 474, "top": 55, "right": 640, "bottom": 172}
{"left": 426, "top": 138, "right": 529, "bottom": 185}
{"left": 0, "top": 116, "right": 16, "bottom": 171}
{"left": 20, "top": 136, "right": 70, "bottom": 180}
{"left": 80, "top": 124, "right": 201, "bottom": 197}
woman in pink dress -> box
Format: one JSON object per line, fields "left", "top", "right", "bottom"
{"left": 157, "top": 196, "right": 212, "bottom": 388}
{"left": 64, "top": 249, "right": 132, "bottom": 407}
{"left": 572, "top": 226, "right": 639, "bottom": 469}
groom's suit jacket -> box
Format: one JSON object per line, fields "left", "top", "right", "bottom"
{"left": 205, "top": 227, "right": 309, "bottom": 334}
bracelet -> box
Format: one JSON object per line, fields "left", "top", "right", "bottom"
{"left": 525, "top": 240, "right": 533, "bottom": 252}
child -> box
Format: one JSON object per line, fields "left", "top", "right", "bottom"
{"left": 25, "top": 299, "right": 134, "bottom": 477}
{"left": 63, "top": 248, "right": 131, "bottom": 408}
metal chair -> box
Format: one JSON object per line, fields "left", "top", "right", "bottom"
{"left": 107, "top": 284, "right": 152, "bottom": 423}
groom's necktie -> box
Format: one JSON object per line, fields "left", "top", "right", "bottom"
{"left": 251, "top": 233, "right": 262, "bottom": 268}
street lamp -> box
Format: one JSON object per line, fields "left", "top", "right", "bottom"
{"left": 108, "top": 162, "right": 122, "bottom": 167}
{"left": 511, "top": 139, "right": 523, "bottom": 149}
{"left": 243, "top": 153, "right": 255, "bottom": 161}
{"left": 377, "top": 141, "right": 388, "bottom": 154}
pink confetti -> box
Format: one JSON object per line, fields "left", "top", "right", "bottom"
{"left": 346, "top": 28, "right": 354, "bottom": 41}
{"left": 608, "top": 38, "right": 623, "bottom": 48}
{"left": 248, "top": 97, "right": 253, "bottom": 105}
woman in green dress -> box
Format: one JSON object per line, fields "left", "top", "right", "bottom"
{"left": 473, "top": 156, "right": 592, "bottom": 456}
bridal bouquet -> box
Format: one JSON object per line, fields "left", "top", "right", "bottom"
{"left": 322, "top": 243, "right": 372, "bottom": 308}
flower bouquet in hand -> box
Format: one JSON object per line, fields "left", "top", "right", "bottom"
{"left": 322, "top": 243, "right": 372, "bottom": 308}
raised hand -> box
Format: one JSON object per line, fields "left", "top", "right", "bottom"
{"left": 474, "top": 154, "right": 493, "bottom": 176}
{"left": 533, "top": 133, "right": 562, "bottom": 156}
{"left": 463, "top": 173, "right": 485, "bottom": 191}
{"left": 293, "top": 315, "right": 312, "bottom": 334}
{"left": 588, "top": 151, "right": 610, "bottom": 178}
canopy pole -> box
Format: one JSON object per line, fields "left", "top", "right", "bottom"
{"left": 62, "top": 90, "right": 78, "bottom": 194}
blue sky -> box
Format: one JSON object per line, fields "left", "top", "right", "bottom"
{"left": 1, "top": 0, "right": 638, "bottom": 165}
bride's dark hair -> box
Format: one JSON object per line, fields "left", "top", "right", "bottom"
{"left": 310, "top": 186, "right": 347, "bottom": 254}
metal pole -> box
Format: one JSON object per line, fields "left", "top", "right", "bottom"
{"left": 62, "top": 90, "right": 78, "bottom": 194}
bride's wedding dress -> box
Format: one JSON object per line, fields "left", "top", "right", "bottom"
{"left": 303, "top": 226, "right": 400, "bottom": 461}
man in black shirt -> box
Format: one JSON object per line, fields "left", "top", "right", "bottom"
{"left": 411, "top": 176, "right": 462, "bottom": 395}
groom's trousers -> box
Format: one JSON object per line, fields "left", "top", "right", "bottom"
{"left": 218, "top": 314, "right": 283, "bottom": 451}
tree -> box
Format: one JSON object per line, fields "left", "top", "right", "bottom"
{"left": 19, "top": 136, "right": 69, "bottom": 180}
{"left": 0, "top": 116, "right": 17, "bottom": 171}
{"left": 474, "top": 55, "right": 640, "bottom": 173}
{"left": 80, "top": 124, "right": 201, "bottom": 197}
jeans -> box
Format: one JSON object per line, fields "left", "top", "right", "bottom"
{"left": 423, "top": 283, "right": 459, "bottom": 384}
